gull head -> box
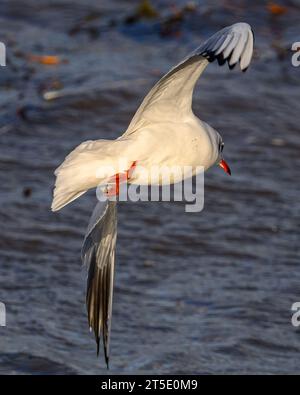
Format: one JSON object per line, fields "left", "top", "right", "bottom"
{"left": 202, "top": 122, "right": 231, "bottom": 176}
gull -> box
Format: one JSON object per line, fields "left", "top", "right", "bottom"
{"left": 51, "top": 22, "right": 254, "bottom": 367}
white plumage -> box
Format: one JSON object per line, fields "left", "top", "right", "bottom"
{"left": 52, "top": 22, "right": 253, "bottom": 212}
{"left": 51, "top": 22, "right": 254, "bottom": 366}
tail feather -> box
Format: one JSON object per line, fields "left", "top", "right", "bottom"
{"left": 51, "top": 190, "right": 87, "bottom": 212}
{"left": 51, "top": 139, "right": 128, "bottom": 211}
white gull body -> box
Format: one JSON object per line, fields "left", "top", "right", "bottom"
{"left": 51, "top": 22, "right": 254, "bottom": 366}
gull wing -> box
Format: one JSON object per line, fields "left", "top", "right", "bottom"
{"left": 81, "top": 200, "right": 117, "bottom": 368}
{"left": 124, "top": 22, "right": 254, "bottom": 135}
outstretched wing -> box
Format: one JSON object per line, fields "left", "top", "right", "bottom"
{"left": 124, "top": 22, "right": 254, "bottom": 135}
{"left": 81, "top": 200, "right": 117, "bottom": 368}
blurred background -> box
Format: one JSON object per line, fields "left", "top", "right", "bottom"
{"left": 0, "top": 0, "right": 300, "bottom": 374}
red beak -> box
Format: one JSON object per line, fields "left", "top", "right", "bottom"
{"left": 219, "top": 159, "right": 231, "bottom": 175}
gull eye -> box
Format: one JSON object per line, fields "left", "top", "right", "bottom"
{"left": 219, "top": 142, "right": 224, "bottom": 152}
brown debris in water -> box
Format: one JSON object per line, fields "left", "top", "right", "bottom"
{"left": 267, "top": 3, "right": 288, "bottom": 16}
{"left": 27, "top": 54, "right": 67, "bottom": 66}
{"left": 125, "top": 0, "right": 159, "bottom": 24}
{"left": 23, "top": 187, "right": 32, "bottom": 198}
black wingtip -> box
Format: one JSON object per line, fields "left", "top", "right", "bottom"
{"left": 96, "top": 335, "right": 110, "bottom": 369}
{"left": 242, "top": 66, "right": 248, "bottom": 73}
{"left": 105, "top": 355, "right": 110, "bottom": 370}
{"left": 96, "top": 337, "right": 100, "bottom": 357}
{"left": 104, "top": 340, "right": 110, "bottom": 369}
{"left": 206, "top": 50, "right": 215, "bottom": 63}
{"left": 217, "top": 54, "right": 226, "bottom": 66}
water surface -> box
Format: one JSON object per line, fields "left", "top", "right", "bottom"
{"left": 0, "top": 0, "right": 300, "bottom": 374}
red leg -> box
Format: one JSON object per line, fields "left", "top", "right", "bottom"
{"left": 105, "top": 161, "right": 137, "bottom": 197}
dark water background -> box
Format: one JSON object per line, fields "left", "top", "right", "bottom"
{"left": 0, "top": 0, "right": 300, "bottom": 374}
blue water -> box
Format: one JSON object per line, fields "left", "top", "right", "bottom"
{"left": 0, "top": 0, "right": 300, "bottom": 374}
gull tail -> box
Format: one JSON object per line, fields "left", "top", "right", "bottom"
{"left": 51, "top": 140, "right": 97, "bottom": 212}
{"left": 51, "top": 139, "right": 130, "bottom": 212}
{"left": 81, "top": 199, "right": 117, "bottom": 368}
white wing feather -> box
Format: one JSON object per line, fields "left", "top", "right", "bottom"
{"left": 124, "top": 22, "right": 254, "bottom": 136}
